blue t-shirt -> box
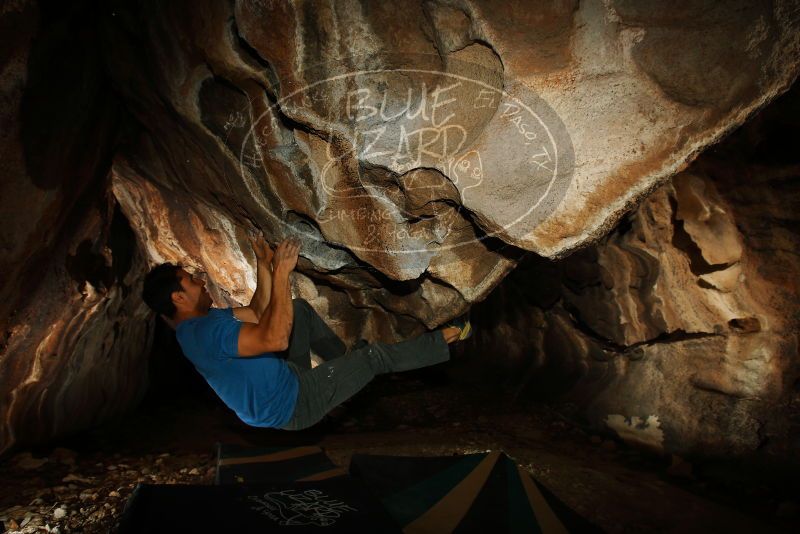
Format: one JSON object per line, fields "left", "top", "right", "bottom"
{"left": 175, "top": 308, "right": 299, "bottom": 428}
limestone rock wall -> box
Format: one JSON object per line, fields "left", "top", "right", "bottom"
{"left": 461, "top": 93, "right": 800, "bottom": 455}
{"left": 0, "top": 199, "right": 153, "bottom": 456}
{"left": 105, "top": 0, "right": 800, "bottom": 333}
{"left": 0, "top": 1, "right": 151, "bottom": 455}
{"left": 569, "top": 173, "right": 795, "bottom": 455}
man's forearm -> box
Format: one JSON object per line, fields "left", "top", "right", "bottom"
{"left": 256, "top": 267, "right": 293, "bottom": 351}
{"left": 249, "top": 260, "right": 273, "bottom": 318}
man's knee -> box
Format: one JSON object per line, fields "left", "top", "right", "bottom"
{"left": 363, "top": 344, "right": 392, "bottom": 375}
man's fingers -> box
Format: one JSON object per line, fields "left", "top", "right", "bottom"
{"left": 273, "top": 239, "right": 292, "bottom": 261}
{"left": 272, "top": 237, "right": 301, "bottom": 260}
{"left": 247, "top": 230, "right": 272, "bottom": 258}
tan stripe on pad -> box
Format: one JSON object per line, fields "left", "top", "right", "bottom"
{"left": 517, "top": 466, "right": 568, "bottom": 534}
{"left": 217, "top": 446, "right": 321, "bottom": 466}
{"left": 404, "top": 451, "right": 500, "bottom": 534}
{"left": 296, "top": 468, "right": 347, "bottom": 481}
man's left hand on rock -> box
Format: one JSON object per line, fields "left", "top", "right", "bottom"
{"left": 248, "top": 232, "right": 274, "bottom": 265}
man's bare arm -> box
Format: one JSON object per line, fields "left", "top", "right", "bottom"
{"left": 247, "top": 233, "right": 273, "bottom": 318}
{"left": 233, "top": 233, "right": 274, "bottom": 323}
{"left": 236, "top": 238, "right": 300, "bottom": 356}
{"left": 232, "top": 306, "right": 259, "bottom": 323}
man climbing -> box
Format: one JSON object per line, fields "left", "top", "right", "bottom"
{"left": 141, "top": 234, "right": 471, "bottom": 430}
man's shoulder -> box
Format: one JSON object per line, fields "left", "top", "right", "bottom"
{"left": 177, "top": 308, "right": 233, "bottom": 328}
{"left": 176, "top": 308, "right": 241, "bottom": 360}
{"left": 207, "top": 307, "right": 234, "bottom": 317}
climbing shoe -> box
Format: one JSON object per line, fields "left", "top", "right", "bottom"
{"left": 445, "top": 313, "right": 473, "bottom": 341}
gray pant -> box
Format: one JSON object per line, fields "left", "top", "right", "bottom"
{"left": 280, "top": 299, "right": 450, "bottom": 430}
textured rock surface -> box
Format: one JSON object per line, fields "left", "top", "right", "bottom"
{"left": 0, "top": 199, "right": 153, "bottom": 457}
{"left": 0, "top": 1, "right": 151, "bottom": 455}
{"left": 460, "top": 90, "right": 800, "bottom": 455}
{"left": 570, "top": 173, "right": 794, "bottom": 454}
{"left": 105, "top": 0, "right": 800, "bottom": 328}
{"left": 1, "top": 0, "right": 800, "bottom": 456}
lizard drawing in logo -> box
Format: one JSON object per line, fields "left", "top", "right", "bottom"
{"left": 248, "top": 490, "right": 358, "bottom": 527}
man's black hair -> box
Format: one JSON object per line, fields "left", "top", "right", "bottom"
{"left": 142, "top": 263, "right": 183, "bottom": 318}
